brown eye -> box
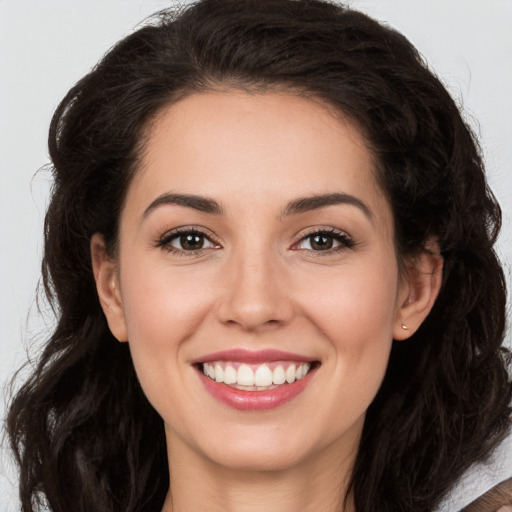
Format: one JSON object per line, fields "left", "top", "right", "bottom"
{"left": 309, "top": 234, "right": 333, "bottom": 250}
{"left": 295, "top": 229, "right": 354, "bottom": 252}
{"left": 159, "top": 229, "right": 218, "bottom": 253}
{"left": 177, "top": 233, "right": 206, "bottom": 250}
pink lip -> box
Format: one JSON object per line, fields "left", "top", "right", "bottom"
{"left": 194, "top": 349, "right": 318, "bottom": 411}
{"left": 199, "top": 372, "right": 314, "bottom": 410}
{"left": 193, "top": 348, "right": 314, "bottom": 365}
{"left": 198, "top": 370, "right": 315, "bottom": 411}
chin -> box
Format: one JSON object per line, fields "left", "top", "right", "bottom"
{"left": 197, "top": 426, "right": 314, "bottom": 473}
{"left": 208, "top": 445, "right": 308, "bottom": 473}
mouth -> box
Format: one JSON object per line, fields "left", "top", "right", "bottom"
{"left": 200, "top": 361, "right": 314, "bottom": 391}
{"left": 193, "top": 349, "right": 320, "bottom": 410}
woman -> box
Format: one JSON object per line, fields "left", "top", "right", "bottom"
{"left": 6, "top": 0, "right": 511, "bottom": 511}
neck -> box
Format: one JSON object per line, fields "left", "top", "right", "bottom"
{"left": 161, "top": 430, "right": 358, "bottom": 512}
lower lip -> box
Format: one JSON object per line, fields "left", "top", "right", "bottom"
{"left": 198, "top": 369, "right": 314, "bottom": 411}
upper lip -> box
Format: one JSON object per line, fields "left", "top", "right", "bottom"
{"left": 192, "top": 349, "right": 316, "bottom": 364}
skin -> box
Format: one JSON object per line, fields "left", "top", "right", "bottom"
{"left": 92, "top": 91, "right": 442, "bottom": 512}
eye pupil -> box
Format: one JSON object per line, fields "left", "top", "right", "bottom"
{"left": 180, "top": 233, "right": 204, "bottom": 250}
{"left": 311, "top": 234, "right": 333, "bottom": 250}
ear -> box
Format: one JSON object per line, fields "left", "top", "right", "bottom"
{"left": 90, "top": 234, "right": 128, "bottom": 342}
{"left": 393, "top": 239, "right": 443, "bottom": 341}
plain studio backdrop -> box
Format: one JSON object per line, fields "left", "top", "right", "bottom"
{"left": 1, "top": 1, "right": 511, "bottom": 510}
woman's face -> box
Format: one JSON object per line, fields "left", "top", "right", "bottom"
{"left": 96, "top": 91, "right": 421, "bottom": 473}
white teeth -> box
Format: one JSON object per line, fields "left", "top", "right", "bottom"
{"left": 237, "top": 364, "right": 254, "bottom": 386}
{"left": 223, "top": 365, "right": 237, "bottom": 384}
{"left": 254, "top": 365, "right": 273, "bottom": 386}
{"left": 285, "top": 364, "right": 296, "bottom": 383}
{"left": 202, "top": 361, "right": 312, "bottom": 388}
{"left": 298, "top": 363, "right": 311, "bottom": 379}
{"left": 272, "top": 365, "right": 286, "bottom": 385}
{"left": 214, "top": 363, "right": 224, "bottom": 383}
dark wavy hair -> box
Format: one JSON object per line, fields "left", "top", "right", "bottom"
{"left": 7, "top": 1, "right": 511, "bottom": 511}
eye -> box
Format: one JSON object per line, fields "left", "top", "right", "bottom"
{"left": 170, "top": 232, "right": 213, "bottom": 251}
{"left": 157, "top": 228, "right": 220, "bottom": 253}
{"left": 294, "top": 229, "right": 355, "bottom": 252}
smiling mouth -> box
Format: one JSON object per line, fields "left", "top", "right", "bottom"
{"left": 199, "top": 361, "right": 317, "bottom": 391}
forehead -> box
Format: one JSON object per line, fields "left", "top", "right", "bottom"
{"left": 127, "top": 91, "right": 391, "bottom": 229}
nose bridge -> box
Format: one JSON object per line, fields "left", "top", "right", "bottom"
{"left": 217, "top": 238, "right": 292, "bottom": 330}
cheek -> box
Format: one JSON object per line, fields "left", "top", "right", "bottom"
{"left": 120, "top": 257, "right": 214, "bottom": 343}
{"left": 297, "top": 257, "right": 400, "bottom": 345}
{"left": 117, "top": 258, "right": 217, "bottom": 414}
{"left": 296, "top": 255, "right": 399, "bottom": 407}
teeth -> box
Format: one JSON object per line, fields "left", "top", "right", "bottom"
{"left": 272, "top": 365, "right": 286, "bottom": 385}
{"left": 214, "top": 363, "right": 224, "bottom": 383}
{"left": 285, "top": 365, "right": 296, "bottom": 383}
{"left": 223, "top": 365, "right": 237, "bottom": 384}
{"left": 202, "top": 361, "right": 312, "bottom": 389}
{"left": 237, "top": 364, "right": 254, "bottom": 386}
{"left": 254, "top": 365, "right": 273, "bottom": 386}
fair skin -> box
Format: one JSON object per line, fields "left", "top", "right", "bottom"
{"left": 92, "top": 91, "right": 442, "bottom": 512}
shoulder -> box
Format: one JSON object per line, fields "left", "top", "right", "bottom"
{"left": 462, "top": 478, "right": 512, "bottom": 512}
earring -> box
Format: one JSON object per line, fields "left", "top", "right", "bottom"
{"left": 401, "top": 324, "right": 408, "bottom": 330}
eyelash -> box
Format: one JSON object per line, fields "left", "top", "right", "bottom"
{"left": 155, "top": 226, "right": 355, "bottom": 256}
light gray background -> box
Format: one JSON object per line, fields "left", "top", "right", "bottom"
{"left": 1, "top": 1, "right": 511, "bottom": 510}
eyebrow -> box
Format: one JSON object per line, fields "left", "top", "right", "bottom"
{"left": 142, "top": 191, "right": 371, "bottom": 221}
{"left": 280, "top": 193, "right": 373, "bottom": 220}
{"left": 142, "top": 192, "right": 223, "bottom": 218}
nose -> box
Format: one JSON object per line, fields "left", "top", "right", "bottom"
{"left": 216, "top": 247, "right": 294, "bottom": 332}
